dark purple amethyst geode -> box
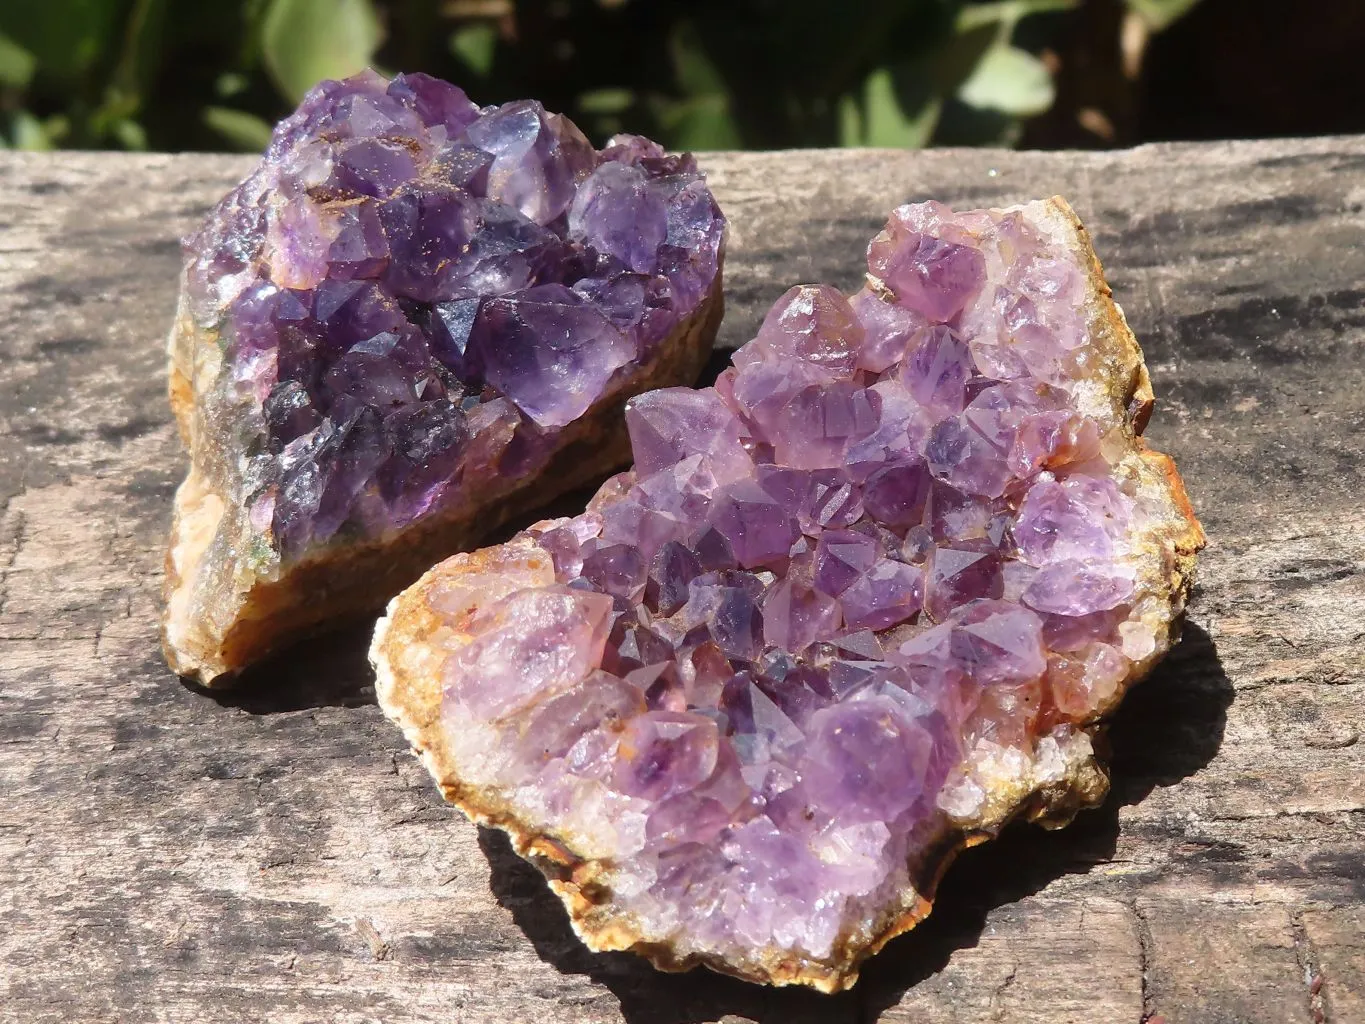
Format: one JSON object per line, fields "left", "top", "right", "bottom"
{"left": 373, "top": 198, "right": 1203, "bottom": 990}
{"left": 164, "top": 70, "right": 725, "bottom": 683}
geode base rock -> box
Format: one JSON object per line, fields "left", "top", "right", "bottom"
{"left": 162, "top": 71, "right": 725, "bottom": 684}
{"left": 372, "top": 197, "right": 1203, "bottom": 990}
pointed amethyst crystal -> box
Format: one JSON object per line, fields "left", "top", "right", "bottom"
{"left": 163, "top": 71, "right": 725, "bottom": 683}
{"left": 372, "top": 197, "right": 1203, "bottom": 990}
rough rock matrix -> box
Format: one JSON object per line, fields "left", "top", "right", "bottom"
{"left": 372, "top": 197, "right": 1203, "bottom": 990}
{"left": 163, "top": 70, "right": 726, "bottom": 684}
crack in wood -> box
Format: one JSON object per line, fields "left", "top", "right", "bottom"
{"left": 989, "top": 960, "right": 1020, "bottom": 1018}
{"left": 1130, "top": 899, "right": 1157, "bottom": 1023}
{"left": 1292, "top": 910, "right": 1331, "bottom": 1024}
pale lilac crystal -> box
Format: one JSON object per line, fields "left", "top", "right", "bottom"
{"left": 867, "top": 202, "right": 987, "bottom": 322}
{"left": 797, "top": 470, "right": 865, "bottom": 531}
{"left": 848, "top": 286, "right": 927, "bottom": 372}
{"left": 445, "top": 585, "right": 614, "bottom": 718}
{"left": 741, "top": 284, "right": 863, "bottom": 379}
{"left": 645, "top": 540, "right": 703, "bottom": 615}
{"left": 1022, "top": 560, "right": 1135, "bottom": 616}
{"left": 708, "top": 482, "right": 800, "bottom": 568}
{"left": 517, "top": 671, "right": 644, "bottom": 767}
{"left": 625, "top": 389, "right": 750, "bottom": 482}
{"left": 899, "top": 324, "right": 973, "bottom": 414}
{"left": 761, "top": 578, "right": 842, "bottom": 653}
{"left": 179, "top": 69, "right": 724, "bottom": 565}
{"left": 798, "top": 697, "right": 942, "bottom": 824}
{"left": 614, "top": 712, "right": 721, "bottom": 800}
{"left": 861, "top": 460, "right": 932, "bottom": 528}
{"left": 427, "top": 200, "right": 1165, "bottom": 978}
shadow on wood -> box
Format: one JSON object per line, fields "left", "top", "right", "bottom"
{"left": 478, "top": 619, "right": 1231, "bottom": 1024}
{"left": 185, "top": 621, "right": 379, "bottom": 714}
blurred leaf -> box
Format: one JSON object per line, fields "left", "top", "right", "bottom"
{"left": 671, "top": 21, "right": 727, "bottom": 98}
{"left": 10, "top": 109, "right": 55, "bottom": 149}
{"left": 0, "top": 32, "right": 36, "bottom": 88}
{"left": 655, "top": 94, "right": 740, "bottom": 150}
{"left": 111, "top": 116, "right": 146, "bottom": 149}
{"left": 927, "top": 22, "right": 1001, "bottom": 93}
{"left": 957, "top": 44, "right": 1054, "bottom": 116}
{"left": 216, "top": 71, "right": 250, "bottom": 98}
{"left": 238, "top": 0, "right": 272, "bottom": 66}
{"left": 657, "top": 22, "right": 740, "bottom": 149}
{"left": 261, "top": 0, "right": 382, "bottom": 102}
{"left": 1125, "top": 0, "right": 1202, "bottom": 32}
{"left": 449, "top": 21, "right": 496, "bottom": 77}
{"left": 957, "top": 0, "right": 1078, "bottom": 33}
{"left": 88, "top": 81, "right": 143, "bottom": 147}
{"left": 111, "top": 0, "right": 167, "bottom": 100}
{"left": 204, "top": 105, "right": 274, "bottom": 150}
{"left": 841, "top": 66, "right": 940, "bottom": 148}
{"left": 579, "top": 88, "right": 632, "bottom": 114}
{"left": 44, "top": 114, "right": 70, "bottom": 143}
{"left": 0, "top": 0, "right": 123, "bottom": 81}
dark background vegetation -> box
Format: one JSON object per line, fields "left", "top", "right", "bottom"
{"left": 1, "top": 0, "right": 1363, "bottom": 154}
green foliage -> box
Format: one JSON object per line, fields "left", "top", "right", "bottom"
{"left": 0, "top": 33, "right": 38, "bottom": 89}
{"left": 449, "top": 22, "right": 496, "bottom": 79}
{"left": 1, "top": 0, "right": 125, "bottom": 82}
{"left": 202, "top": 105, "right": 274, "bottom": 150}
{"left": 0, "top": 0, "right": 1205, "bottom": 153}
{"left": 958, "top": 45, "right": 1054, "bottom": 116}
{"left": 652, "top": 22, "right": 741, "bottom": 151}
{"left": 262, "top": 0, "right": 383, "bottom": 102}
{"left": 840, "top": 67, "right": 941, "bottom": 149}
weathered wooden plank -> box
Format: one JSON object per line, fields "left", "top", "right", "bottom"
{"left": 1139, "top": 900, "right": 1309, "bottom": 1024}
{"left": 1, "top": 137, "right": 1363, "bottom": 1024}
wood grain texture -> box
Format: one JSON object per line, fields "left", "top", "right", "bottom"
{"left": 0, "top": 138, "right": 1362, "bottom": 1024}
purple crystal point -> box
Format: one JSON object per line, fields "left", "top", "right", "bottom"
{"left": 375, "top": 196, "right": 1204, "bottom": 992}
{"left": 165, "top": 70, "right": 725, "bottom": 683}
{"left": 849, "top": 286, "right": 928, "bottom": 372}
{"left": 464, "top": 100, "right": 596, "bottom": 224}
{"left": 614, "top": 711, "right": 721, "bottom": 800}
{"left": 867, "top": 202, "right": 987, "bottom": 322}
{"left": 625, "top": 388, "right": 750, "bottom": 482}
{"left": 761, "top": 578, "right": 841, "bottom": 653}
{"left": 900, "top": 324, "right": 973, "bottom": 414}
{"left": 743, "top": 284, "right": 863, "bottom": 378}
{"left": 813, "top": 528, "right": 878, "bottom": 596}
{"left": 841, "top": 559, "right": 923, "bottom": 631}
{"left": 569, "top": 161, "right": 670, "bottom": 273}
{"left": 470, "top": 284, "right": 634, "bottom": 428}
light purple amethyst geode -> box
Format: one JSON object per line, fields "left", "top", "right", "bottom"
{"left": 372, "top": 197, "right": 1203, "bottom": 990}
{"left": 163, "top": 71, "right": 725, "bottom": 684}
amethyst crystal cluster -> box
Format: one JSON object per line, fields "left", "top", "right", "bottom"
{"left": 164, "top": 70, "right": 724, "bottom": 682}
{"left": 374, "top": 197, "right": 1202, "bottom": 989}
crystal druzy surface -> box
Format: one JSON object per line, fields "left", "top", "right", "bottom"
{"left": 164, "top": 70, "right": 724, "bottom": 681}
{"left": 373, "top": 198, "right": 1202, "bottom": 989}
